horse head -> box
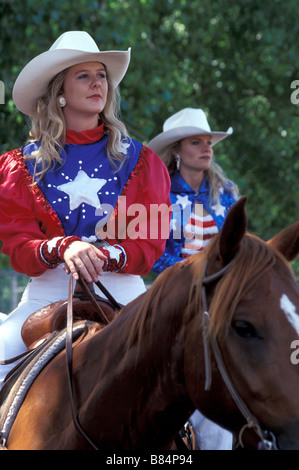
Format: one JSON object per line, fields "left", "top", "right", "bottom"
{"left": 185, "top": 196, "right": 299, "bottom": 450}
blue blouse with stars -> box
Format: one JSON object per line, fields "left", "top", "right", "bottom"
{"left": 152, "top": 171, "right": 238, "bottom": 274}
{"left": 23, "top": 135, "right": 142, "bottom": 242}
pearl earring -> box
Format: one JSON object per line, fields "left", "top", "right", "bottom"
{"left": 175, "top": 155, "right": 181, "bottom": 171}
{"left": 58, "top": 97, "right": 66, "bottom": 107}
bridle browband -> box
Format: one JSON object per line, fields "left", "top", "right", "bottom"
{"left": 200, "top": 256, "right": 278, "bottom": 450}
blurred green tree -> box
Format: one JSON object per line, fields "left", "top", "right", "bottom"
{"left": 0, "top": 0, "right": 298, "bottom": 275}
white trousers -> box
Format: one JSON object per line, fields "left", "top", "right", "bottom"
{"left": 189, "top": 410, "right": 233, "bottom": 450}
{"left": 0, "top": 265, "right": 146, "bottom": 390}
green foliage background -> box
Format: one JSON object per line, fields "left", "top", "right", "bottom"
{"left": 0, "top": 0, "right": 299, "bottom": 277}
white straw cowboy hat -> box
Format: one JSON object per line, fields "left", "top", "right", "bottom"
{"left": 148, "top": 108, "right": 233, "bottom": 154}
{"left": 13, "top": 31, "right": 131, "bottom": 116}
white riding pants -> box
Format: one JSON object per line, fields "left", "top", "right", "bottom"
{"left": 0, "top": 265, "right": 146, "bottom": 391}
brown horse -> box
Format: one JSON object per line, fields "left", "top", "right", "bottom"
{"left": 4, "top": 196, "right": 299, "bottom": 450}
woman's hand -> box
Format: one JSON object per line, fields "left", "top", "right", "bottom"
{"left": 62, "top": 240, "right": 107, "bottom": 283}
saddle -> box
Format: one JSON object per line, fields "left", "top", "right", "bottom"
{"left": 21, "top": 277, "right": 120, "bottom": 349}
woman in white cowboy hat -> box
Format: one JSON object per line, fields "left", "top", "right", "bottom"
{"left": 0, "top": 31, "right": 170, "bottom": 389}
{"left": 148, "top": 107, "right": 238, "bottom": 274}
{"left": 148, "top": 108, "right": 239, "bottom": 451}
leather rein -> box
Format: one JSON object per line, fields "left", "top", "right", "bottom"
{"left": 200, "top": 257, "right": 278, "bottom": 450}
{"left": 65, "top": 275, "right": 121, "bottom": 450}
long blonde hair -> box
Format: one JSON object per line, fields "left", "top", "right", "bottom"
{"left": 160, "top": 140, "right": 238, "bottom": 204}
{"left": 26, "top": 65, "right": 129, "bottom": 183}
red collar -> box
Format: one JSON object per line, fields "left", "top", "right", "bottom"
{"left": 65, "top": 123, "right": 106, "bottom": 144}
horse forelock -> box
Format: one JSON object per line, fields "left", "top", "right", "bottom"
{"left": 191, "top": 232, "right": 293, "bottom": 340}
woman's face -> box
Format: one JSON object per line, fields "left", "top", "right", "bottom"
{"left": 61, "top": 61, "right": 108, "bottom": 129}
{"left": 178, "top": 134, "right": 213, "bottom": 173}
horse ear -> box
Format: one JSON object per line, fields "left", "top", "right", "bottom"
{"left": 268, "top": 220, "right": 299, "bottom": 261}
{"left": 218, "top": 196, "right": 247, "bottom": 264}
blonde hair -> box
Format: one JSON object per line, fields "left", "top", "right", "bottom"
{"left": 26, "top": 65, "right": 129, "bottom": 183}
{"left": 160, "top": 140, "right": 238, "bottom": 204}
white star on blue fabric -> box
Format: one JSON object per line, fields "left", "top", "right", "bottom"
{"left": 57, "top": 170, "right": 107, "bottom": 210}
{"left": 115, "top": 141, "right": 131, "bottom": 155}
{"left": 211, "top": 202, "right": 226, "bottom": 217}
{"left": 176, "top": 195, "right": 191, "bottom": 209}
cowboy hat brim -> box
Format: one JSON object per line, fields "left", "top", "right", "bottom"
{"left": 13, "top": 48, "right": 131, "bottom": 116}
{"left": 147, "top": 125, "right": 233, "bottom": 155}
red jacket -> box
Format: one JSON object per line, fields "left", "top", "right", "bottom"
{"left": 0, "top": 142, "right": 171, "bottom": 277}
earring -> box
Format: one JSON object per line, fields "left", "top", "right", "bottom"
{"left": 58, "top": 96, "right": 66, "bottom": 107}
{"left": 175, "top": 155, "right": 181, "bottom": 171}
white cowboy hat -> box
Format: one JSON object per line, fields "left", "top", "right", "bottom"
{"left": 13, "top": 31, "right": 131, "bottom": 116}
{"left": 148, "top": 108, "right": 233, "bottom": 154}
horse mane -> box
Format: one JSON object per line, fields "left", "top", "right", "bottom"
{"left": 124, "top": 260, "right": 190, "bottom": 357}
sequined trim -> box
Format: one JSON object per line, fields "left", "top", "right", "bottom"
{"left": 40, "top": 238, "right": 63, "bottom": 267}
{"left": 105, "top": 146, "right": 147, "bottom": 271}
{"left": 111, "top": 145, "right": 147, "bottom": 236}
{"left": 57, "top": 236, "right": 81, "bottom": 262}
{"left": 13, "top": 149, "right": 65, "bottom": 236}
{"left": 99, "top": 244, "right": 126, "bottom": 272}
{"left": 120, "top": 145, "right": 147, "bottom": 196}
{"left": 39, "top": 235, "right": 81, "bottom": 267}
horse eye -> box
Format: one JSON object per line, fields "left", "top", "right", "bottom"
{"left": 232, "top": 320, "right": 257, "bottom": 338}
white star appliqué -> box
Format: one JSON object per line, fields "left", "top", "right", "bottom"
{"left": 57, "top": 170, "right": 107, "bottom": 210}
{"left": 105, "top": 245, "right": 122, "bottom": 262}
{"left": 115, "top": 141, "right": 130, "bottom": 155}
{"left": 176, "top": 195, "right": 191, "bottom": 209}
{"left": 211, "top": 202, "right": 226, "bottom": 217}
{"left": 47, "top": 236, "right": 63, "bottom": 253}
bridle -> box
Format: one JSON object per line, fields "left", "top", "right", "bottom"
{"left": 200, "top": 256, "right": 278, "bottom": 450}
